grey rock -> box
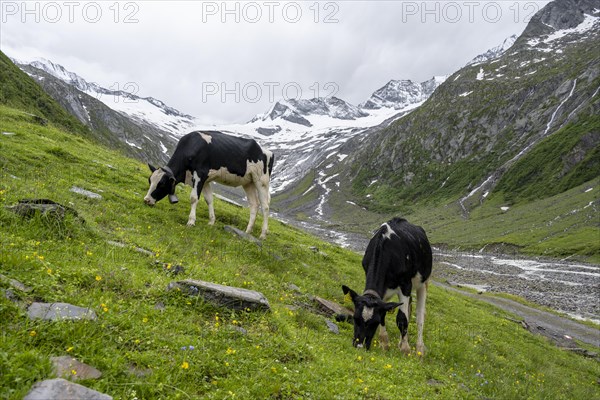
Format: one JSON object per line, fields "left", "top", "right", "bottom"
{"left": 214, "top": 194, "right": 243, "bottom": 208}
{"left": 325, "top": 319, "right": 339, "bottom": 334}
{"left": 312, "top": 296, "right": 353, "bottom": 319}
{"left": 23, "top": 378, "right": 112, "bottom": 400}
{"left": 127, "top": 365, "right": 153, "bottom": 377}
{"left": 0, "top": 273, "right": 32, "bottom": 292}
{"left": 51, "top": 356, "right": 102, "bottom": 381}
{"left": 6, "top": 199, "right": 79, "bottom": 221}
{"left": 224, "top": 225, "right": 262, "bottom": 245}
{"left": 70, "top": 186, "right": 102, "bottom": 200}
{"left": 169, "top": 279, "right": 270, "bottom": 311}
{"left": 28, "top": 302, "right": 97, "bottom": 321}
{"left": 287, "top": 283, "right": 302, "bottom": 294}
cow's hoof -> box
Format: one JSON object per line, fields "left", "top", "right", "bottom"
{"left": 259, "top": 234, "right": 267, "bottom": 240}
{"left": 416, "top": 344, "right": 426, "bottom": 356}
{"left": 399, "top": 341, "right": 411, "bottom": 355}
{"left": 186, "top": 221, "right": 196, "bottom": 227}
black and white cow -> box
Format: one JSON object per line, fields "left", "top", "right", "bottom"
{"left": 144, "top": 130, "right": 274, "bottom": 239}
{"left": 342, "top": 217, "right": 432, "bottom": 354}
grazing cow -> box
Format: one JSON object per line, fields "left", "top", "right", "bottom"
{"left": 144, "top": 131, "right": 274, "bottom": 239}
{"left": 342, "top": 217, "right": 432, "bottom": 353}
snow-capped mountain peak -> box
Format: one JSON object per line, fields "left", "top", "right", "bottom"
{"left": 13, "top": 57, "right": 195, "bottom": 136}
{"left": 251, "top": 96, "right": 369, "bottom": 127}
{"left": 361, "top": 76, "right": 447, "bottom": 110}
{"left": 466, "top": 34, "right": 518, "bottom": 66}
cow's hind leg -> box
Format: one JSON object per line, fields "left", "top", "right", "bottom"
{"left": 256, "top": 181, "right": 270, "bottom": 239}
{"left": 202, "top": 183, "right": 216, "bottom": 225}
{"left": 243, "top": 183, "right": 259, "bottom": 234}
{"left": 415, "top": 281, "right": 428, "bottom": 356}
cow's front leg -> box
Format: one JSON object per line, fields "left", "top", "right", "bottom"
{"left": 187, "top": 189, "right": 198, "bottom": 227}
{"left": 202, "top": 183, "right": 215, "bottom": 225}
{"left": 397, "top": 292, "right": 411, "bottom": 354}
{"left": 379, "top": 324, "right": 390, "bottom": 350}
{"left": 187, "top": 173, "right": 204, "bottom": 226}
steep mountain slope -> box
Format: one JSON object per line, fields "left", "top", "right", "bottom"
{"left": 338, "top": 0, "right": 599, "bottom": 214}
{"left": 16, "top": 58, "right": 195, "bottom": 136}
{"left": 16, "top": 62, "right": 177, "bottom": 164}
{"left": 11, "top": 59, "right": 194, "bottom": 164}
{"left": 0, "top": 51, "right": 89, "bottom": 136}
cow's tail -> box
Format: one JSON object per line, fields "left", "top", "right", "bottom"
{"left": 267, "top": 151, "right": 275, "bottom": 177}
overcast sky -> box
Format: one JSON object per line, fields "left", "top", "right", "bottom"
{"left": 1, "top": 0, "right": 549, "bottom": 124}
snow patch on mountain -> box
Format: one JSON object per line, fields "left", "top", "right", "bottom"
{"left": 527, "top": 13, "right": 600, "bottom": 47}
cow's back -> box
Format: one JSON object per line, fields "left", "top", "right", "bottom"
{"left": 363, "top": 218, "right": 432, "bottom": 287}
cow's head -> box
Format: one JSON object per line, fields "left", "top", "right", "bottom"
{"left": 144, "top": 164, "right": 179, "bottom": 206}
{"left": 342, "top": 285, "right": 401, "bottom": 350}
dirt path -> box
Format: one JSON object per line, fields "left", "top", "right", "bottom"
{"left": 433, "top": 281, "right": 599, "bottom": 348}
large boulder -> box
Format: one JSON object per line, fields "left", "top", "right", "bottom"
{"left": 169, "top": 279, "right": 270, "bottom": 311}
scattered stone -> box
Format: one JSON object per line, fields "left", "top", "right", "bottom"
{"left": 159, "top": 262, "right": 185, "bottom": 275}
{"left": 154, "top": 301, "right": 166, "bottom": 311}
{"left": 312, "top": 296, "right": 353, "bottom": 319}
{"left": 287, "top": 283, "right": 302, "bottom": 294}
{"left": 23, "top": 378, "right": 111, "bottom": 400}
{"left": 0, "top": 273, "right": 32, "bottom": 292}
{"left": 106, "top": 241, "right": 155, "bottom": 257}
{"left": 3, "top": 289, "right": 19, "bottom": 303}
{"left": 447, "top": 281, "right": 490, "bottom": 294}
{"left": 107, "top": 240, "right": 127, "bottom": 248}
{"left": 6, "top": 199, "right": 80, "bottom": 221}
{"left": 28, "top": 302, "right": 97, "bottom": 321}
{"left": 325, "top": 319, "right": 339, "bottom": 334}
{"left": 2, "top": 131, "right": 16, "bottom": 136}
{"left": 70, "top": 186, "right": 102, "bottom": 200}
{"left": 230, "top": 325, "right": 248, "bottom": 335}
{"left": 24, "top": 113, "right": 48, "bottom": 126}
{"left": 127, "top": 365, "right": 153, "bottom": 378}
{"left": 214, "top": 194, "right": 243, "bottom": 207}
{"left": 224, "top": 225, "right": 262, "bottom": 246}
{"left": 169, "top": 279, "right": 270, "bottom": 312}
{"left": 51, "top": 356, "right": 102, "bottom": 381}
{"left": 309, "top": 246, "right": 328, "bottom": 257}
{"left": 427, "top": 378, "right": 444, "bottom": 387}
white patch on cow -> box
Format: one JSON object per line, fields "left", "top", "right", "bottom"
{"left": 362, "top": 306, "right": 374, "bottom": 322}
{"left": 207, "top": 160, "right": 265, "bottom": 187}
{"left": 381, "top": 223, "right": 395, "bottom": 240}
{"left": 199, "top": 132, "right": 212, "bottom": 144}
{"left": 144, "top": 169, "right": 166, "bottom": 205}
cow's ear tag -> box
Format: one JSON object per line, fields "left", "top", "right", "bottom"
{"left": 168, "top": 194, "right": 179, "bottom": 204}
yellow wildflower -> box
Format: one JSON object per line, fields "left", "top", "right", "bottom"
{"left": 181, "top": 361, "right": 189, "bottom": 369}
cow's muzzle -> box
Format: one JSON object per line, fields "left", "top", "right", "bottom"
{"left": 144, "top": 196, "right": 156, "bottom": 206}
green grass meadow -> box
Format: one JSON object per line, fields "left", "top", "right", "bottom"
{"left": 1, "top": 105, "right": 599, "bottom": 399}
